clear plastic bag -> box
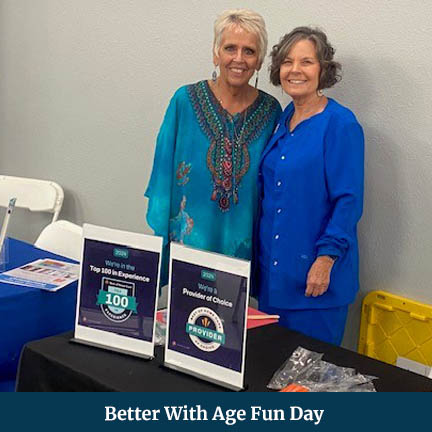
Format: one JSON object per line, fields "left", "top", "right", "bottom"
{"left": 267, "top": 346, "right": 323, "bottom": 390}
{"left": 268, "top": 346, "right": 377, "bottom": 392}
{"left": 299, "top": 360, "right": 356, "bottom": 384}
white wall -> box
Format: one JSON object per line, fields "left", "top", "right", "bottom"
{"left": 1, "top": 0, "right": 431, "bottom": 350}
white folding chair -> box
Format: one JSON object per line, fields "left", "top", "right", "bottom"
{"left": 35, "top": 220, "right": 83, "bottom": 261}
{"left": 0, "top": 175, "right": 64, "bottom": 222}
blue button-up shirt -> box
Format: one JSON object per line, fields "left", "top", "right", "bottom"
{"left": 257, "top": 98, "right": 364, "bottom": 310}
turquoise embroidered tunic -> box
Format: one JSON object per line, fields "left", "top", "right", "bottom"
{"left": 145, "top": 80, "right": 281, "bottom": 285}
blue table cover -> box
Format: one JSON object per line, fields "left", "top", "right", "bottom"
{"left": 0, "top": 238, "right": 78, "bottom": 389}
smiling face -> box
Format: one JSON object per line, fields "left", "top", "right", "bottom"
{"left": 279, "top": 39, "right": 321, "bottom": 101}
{"left": 214, "top": 25, "right": 259, "bottom": 89}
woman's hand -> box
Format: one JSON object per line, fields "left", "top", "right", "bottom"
{"left": 305, "top": 256, "right": 335, "bottom": 297}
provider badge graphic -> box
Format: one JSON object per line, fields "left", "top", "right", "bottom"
{"left": 186, "top": 307, "right": 225, "bottom": 352}
{"left": 97, "top": 277, "right": 137, "bottom": 323}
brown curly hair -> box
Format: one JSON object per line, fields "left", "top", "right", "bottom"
{"left": 269, "top": 27, "right": 341, "bottom": 90}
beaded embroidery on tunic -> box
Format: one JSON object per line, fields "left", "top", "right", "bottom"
{"left": 187, "top": 80, "right": 277, "bottom": 212}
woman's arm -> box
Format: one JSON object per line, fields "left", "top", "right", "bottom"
{"left": 306, "top": 119, "right": 364, "bottom": 297}
{"left": 316, "top": 120, "right": 365, "bottom": 259}
{"left": 144, "top": 92, "right": 180, "bottom": 246}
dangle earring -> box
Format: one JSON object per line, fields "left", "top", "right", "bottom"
{"left": 212, "top": 65, "right": 218, "bottom": 82}
{"left": 317, "top": 89, "right": 324, "bottom": 97}
{"left": 254, "top": 70, "right": 259, "bottom": 89}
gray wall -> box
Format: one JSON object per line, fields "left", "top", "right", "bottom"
{"left": 1, "top": 0, "right": 431, "bottom": 350}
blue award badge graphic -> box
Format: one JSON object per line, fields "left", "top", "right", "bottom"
{"left": 96, "top": 277, "right": 137, "bottom": 323}
{"left": 186, "top": 307, "right": 225, "bottom": 352}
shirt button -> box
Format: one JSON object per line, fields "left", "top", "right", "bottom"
{"left": 277, "top": 208, "right": 282, "bottom": 214}
{"left": 281, "top": 155, "right": 285, "bottom": 160}
{"left": 291, "top": 133, "right": 294, "bottom": 137}
{"left": 277, "top": 181, "right": 282, "bottom": 187}
{"left": 273, "top": 260, "right": 278, "bottom": 266}
{"left": 274, "top": 234, "right": 279, "bottom": 240}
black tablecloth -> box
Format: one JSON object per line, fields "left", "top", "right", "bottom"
{"left": 16, "top": 325, "right": 432, "bottom": 392}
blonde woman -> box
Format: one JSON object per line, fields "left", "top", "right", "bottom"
{"left": 145, "top": 9, "right": 281, "bottom": 284}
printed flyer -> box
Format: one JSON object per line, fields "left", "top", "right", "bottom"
{"left": 0, "top": 258, "right": 79, "bottom": 291}
{"left": 165, "top": 243, "right": 250, "bottom": 390}
{"left": 74, "top": 224, "right": 162, "bottom": 358}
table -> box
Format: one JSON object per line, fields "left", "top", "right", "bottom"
{"left": 16, "top": 324, "right": 432, "bottom": 392}
{"left": 0, "top": 238, "right": 78, "bottom": 391}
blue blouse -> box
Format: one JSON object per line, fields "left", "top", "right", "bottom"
{"left": 145, "top": 81, "right": 281, "bottom": 285}
{"left": 257, "top": 98, "right": 364, "bottom": 309}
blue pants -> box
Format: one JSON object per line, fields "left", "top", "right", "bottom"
{"left": 258, "top": 302, "right": 349, "bottom": 346}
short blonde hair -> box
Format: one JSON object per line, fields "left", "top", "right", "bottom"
{"left": 213, "top": 9, "right": 268, "bottom": 69}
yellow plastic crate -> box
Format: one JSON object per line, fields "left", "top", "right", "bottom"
{"left": 358, "top": 290, "right": 432, "bottom": 367}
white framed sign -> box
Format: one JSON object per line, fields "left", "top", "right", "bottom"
{"left": 73, "top": 224, "right": 162, "bottom": 359}
{"left": 164, "top": 243, "right": 250, "bottom": 391}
